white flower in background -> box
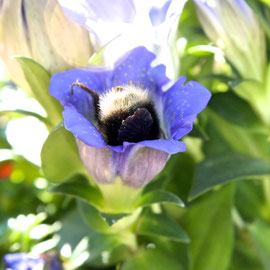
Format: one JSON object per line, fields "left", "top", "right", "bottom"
{"left": 57, "top": 0, "right": 187, "bottom": 79}
{"left": 0, "top": 0, "right": 92, "bottom": 91}
{"left": 194, "top": 0, "right": 266, "bottom": 82}
{"left": 194, "top": 0, "right": 270, "bottom": 126}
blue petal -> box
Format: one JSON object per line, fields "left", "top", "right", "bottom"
{"left": 138, "top": 139, "right": 186, "bottom": 154}
{"left": 149, "top": 0, "right": 171, "bottom": 26}
{"left": 108, "top": 139, "right": 186, "bottom": 154}
{"left": 58, "top": 0, "right": 136, "bottom": 27}
{"left": 163, "top": 77, "right": 211, "bottom": 139}
{"left": 112, "top": 47, "right": 170, "bottom": 91}
{"left": 49, "top": 67, "right": 112, "bottom": 118}
{"left": 63, "top": 104, "right": 107, "bottom": 148}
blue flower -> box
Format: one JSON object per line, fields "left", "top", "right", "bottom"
{"left": 49, "top": 47, "right": 211, "bottom": 188}
{"left": 4, "top": 252, "right": 63, "bottom": 270}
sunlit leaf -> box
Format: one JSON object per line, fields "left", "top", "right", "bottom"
{"left": 14, "top": 56, "right": 62, "bottom": 127}
{"left": 41, "top": 123, "right": 84, "bottom": 183}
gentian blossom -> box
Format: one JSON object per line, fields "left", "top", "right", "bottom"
{"left": 49, "top": 47, "right": 211, "bottom": 188}
{"left": 57, "top": 0, "right": 187, "bottom": 78}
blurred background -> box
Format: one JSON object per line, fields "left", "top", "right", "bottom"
{"left": 1, "top": 0, "right": 270, "bottom": 269}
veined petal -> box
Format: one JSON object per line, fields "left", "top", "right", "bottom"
{"left": 77, "top": 139, "right": 115, "bottom": 183}
{"left": 78, "top": 141, "right": 169, "bottom": 188}
{"left": 108, "top": 139, "right": 186, "bottom": 155}
{"left": 138, "top": 139, "right": 186, "bottom": 154}
{"left": 163, "top": 77, "right": 211, "bottom": 140}
{"left": 117, "top": 144, "right": 169, "bottom": 187}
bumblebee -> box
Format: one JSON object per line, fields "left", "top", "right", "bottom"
{"left": 71, "top": 82, "right": 161, "bottom": 146}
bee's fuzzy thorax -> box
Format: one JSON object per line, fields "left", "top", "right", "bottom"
{"left": 98, "top": 85, "right": 151, "bottom": 121}
{"left": 97, "top": 84, "right": 160, "bottom": 146}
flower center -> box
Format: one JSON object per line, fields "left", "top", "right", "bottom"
{"left": 98, "top": 85, "right": 160, "bottom": 146}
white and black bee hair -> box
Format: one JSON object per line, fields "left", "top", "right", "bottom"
{"left": 70, "top": 82, "right": 161, "bottom": 146}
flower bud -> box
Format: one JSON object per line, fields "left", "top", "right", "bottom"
{"left": 194, "top": 0, "right": 266, "bottom": 82}
{"left": 0, "top": 0, "right": 92, "bottom": 91}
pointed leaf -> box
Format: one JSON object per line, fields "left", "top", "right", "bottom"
{"left": 41, "top": 123, "right": 84, "bottom": 183}
{"left": 14, "top": 56, "right": 63, "bottom": 126}
{"left": 136, "top": 190, "right": 185, "bottom": 208}
{"left": 77, "top": 200, "right": 110, "bottom": 233}
{"left": 191, "top": 154, "right": 270, "bottom": 199}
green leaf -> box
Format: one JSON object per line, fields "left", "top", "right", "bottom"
{"left": 77, "top": 200, "right": 110, "bottom": 233}
{"left": 249, "top": 220, "right": 270, "bottom": 270}
{"left": 202, "top": 119, "right": 234, "bottom": 157}
{"left": 209, "top": 91, "right": 265, "bottom": 132}
{"left": 182, "top": 184, "right": 235, "bottom": 270}
{"left": 136, "top": 210, "right": 190, "bottom": 243}
{"left": 191, "top": 154, "right": 270, "bottom": 199}
{"left": 50, "top": 174, "right": 104, "bottom": 209}
{"left": 121, "top": 249, "right": 185, "bottom": 270}
{"left": 165, "top": 153, "right": 196, "bottom": 202}
{"left": 14, "top": 56, "right": 62, "bottom": 127}
{"left": 235, "top": 180, "right": 266, "bottom": 221}
{"left": 136, "top": 190, "right": 185, "bottom": 208}
{"left": 41, "top": 123, "right": 84, "bottom": 183}
{"left": 206, "top": 111, "right": 270, "bottom": 160}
